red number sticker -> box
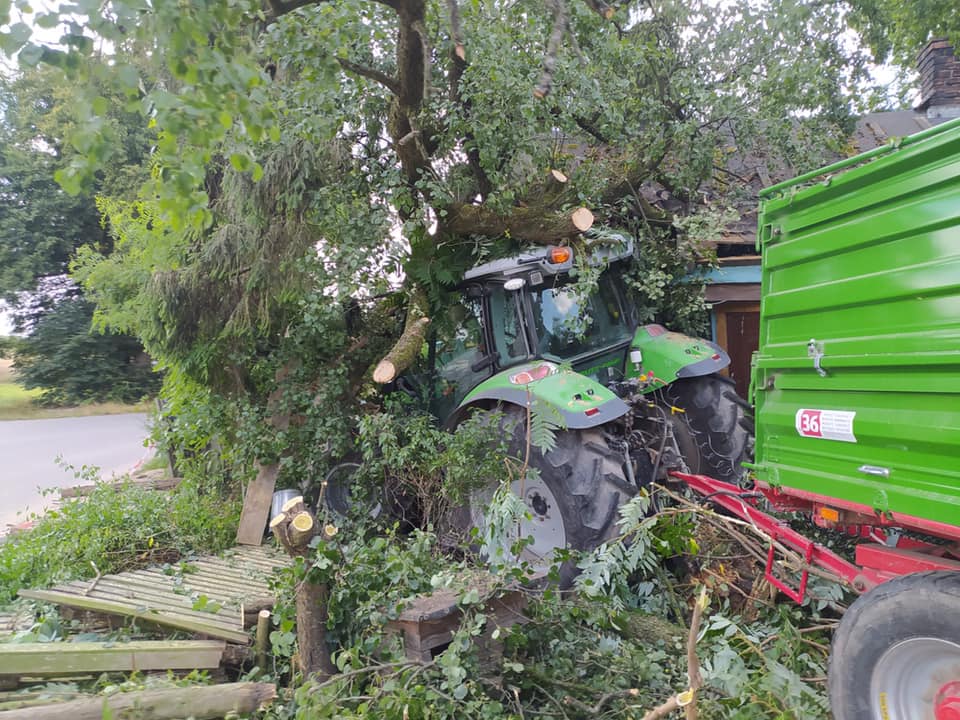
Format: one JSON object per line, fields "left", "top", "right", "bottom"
{"left": 796, "top": 409, "right": 823, "bottom": 438}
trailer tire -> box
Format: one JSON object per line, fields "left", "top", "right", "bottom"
{"left": 829, "top": 571, "right": 960, "bottom": 720}
{"left": 661, "top": 374, "right": 753, "bottom": 484}
{"left": 456, "top": 406, "right": 637, "bottom": 586}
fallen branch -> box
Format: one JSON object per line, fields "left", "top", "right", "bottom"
{"left": 641, "top": 586, "right": 708, "bottom": 720}
{"left": 0, "top": 682, "right": 276, "bottom": 720}
{"left": 82, "top": 562, "right": 102, "bottom": 596}
{"left": 372, "top": 289, "right": 430, "bottom": 384}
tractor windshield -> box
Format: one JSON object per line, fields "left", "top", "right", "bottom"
{"left": 529, "top": 276, "right": 632, "bottom": 361}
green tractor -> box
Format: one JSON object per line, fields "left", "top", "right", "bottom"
{"left": 370, "top": 234, "right": 753, "bottom": 567}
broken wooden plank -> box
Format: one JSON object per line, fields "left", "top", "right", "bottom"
{"left": 16, "top": 590, "right": 251, "bottom": 644}
{"left": 235, "top": 464, "right": 278, "bottom": 546}
{"left": 0, "top": 681, "right": 277, "bottom": 720}
{"left": 0, "top": 640, "right": 225, "bottom": 677}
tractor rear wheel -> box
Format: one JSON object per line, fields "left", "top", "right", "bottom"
{"left": 460, "top": 406, "right": 638, "bottom": 585}
{"left": 660, "top": 374, "right": 753, "bottom": 484}
{"left": 829, "top": 571, "right": 960, "bottom": 720}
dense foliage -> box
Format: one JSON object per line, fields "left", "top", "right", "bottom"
{"left": 12, "top": 294, "right": 160, "bottom": 405}
{"left": 849, "top": 0, "right": 960, "bottom": 66}
{"left": 2, "top": 0, "right": 882, "bottom": 495}
{"left": 0, "top": 2, "right": 907, "bottom": 716}
{"left": 0, "top": 64, "right": 157, "bottom": 403}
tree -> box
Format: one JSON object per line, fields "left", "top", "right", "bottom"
{"left": 2, "top": 1, "right": 874, "bottom": 483}
{"left": 847, "top": 0, "right": 960, "bottom": 66}
{"left": 0, "top": 62, "right": 158, "bottom": 403}
{"left": 13, "top": 294, "right": 161, "bottom": 405}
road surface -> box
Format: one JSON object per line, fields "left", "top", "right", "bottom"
{"left": 0, "top": 413, "right": 150, "bottom": 530}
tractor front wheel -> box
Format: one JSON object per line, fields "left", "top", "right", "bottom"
{"left": 461, "top": 406, "right": 637, "bottom": 585}
{"left": 829, "top": 571, "right": 960, "bottom": 720}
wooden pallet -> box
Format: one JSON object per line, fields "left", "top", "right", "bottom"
{"left": 0, "top": 608, "right": 33, "bottom": 638}
{"left": 19, "top": 546, "right": 286, "bottom": 644}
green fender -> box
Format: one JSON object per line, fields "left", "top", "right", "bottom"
{"left": 627, "top": 324, "right": 730, "bottom": 391}
{"left": 452, "top": 361, "right": 629, "bottom": 429}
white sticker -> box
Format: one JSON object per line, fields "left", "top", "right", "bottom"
{"left": 795, "top": 408, "right": 857, "bottom": 443}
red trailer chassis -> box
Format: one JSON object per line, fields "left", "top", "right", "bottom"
{"left": 668, "top": 471, "right": 960, "bottom": 603}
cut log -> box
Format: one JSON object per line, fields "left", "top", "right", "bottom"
{"left": 288, "top": 511, "right": 315, "bottom": 547}
{"left": 372, "top": 289, "right": 431, "bottom": 385}
{"left": 0, "top": 682, "right": 276, "bottom": 720}
{"left": 443, "top": 201, "right": 597, "bottom": 244}
{"left": 281, "top": 495, "right": 306, "bottom": 515}
{"left": 571, "top": 207, "right": 594, "bottom": 232}
{"left": 549, "top": 169, "right": 568, "bottom": 183}
{"left": 60, "top": 472, "right": 180, "bottom": 499}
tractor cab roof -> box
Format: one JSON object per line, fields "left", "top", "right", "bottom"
{"left": 461, "top": 229, "right": 633, "bottom": 285}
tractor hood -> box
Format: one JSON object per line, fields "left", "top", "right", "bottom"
{"left": 459, "top": 361, "right": 630, "bottom": 429}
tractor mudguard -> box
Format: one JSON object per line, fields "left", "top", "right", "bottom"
{"left": 451, "top": 361, "right": 629, "bottom": 430}
{"left": 628, "top": 324, "right": 730, "bottom": 388}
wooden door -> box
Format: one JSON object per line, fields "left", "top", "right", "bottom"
{"left": 715, "top": 304, "right": 760, "bottom": 400}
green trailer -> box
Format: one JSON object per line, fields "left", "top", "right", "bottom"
{"left": 673, "top": 116, "right": 960, "bottom": 720}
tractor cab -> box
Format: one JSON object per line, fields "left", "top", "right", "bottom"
{"left": 426, "top": 238, "right": 637, "bottom": 419}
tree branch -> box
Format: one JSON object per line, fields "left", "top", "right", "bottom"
{"left": 584, "top": 0, "right": 615, "bottom": 19}
{"left": 263, "top": 0, "right": 323, "bottom": 21}
{"left": 534, "top": 0, "right": 569, "bottom": 99}
{"left": 442, "top": 200, "right": 593, "bottom": 244}
{"left": 338, "top": 58, "right": 401, "bottom": 95}
{"left": 446, "top": 0, "right": 466, "bottom": 61}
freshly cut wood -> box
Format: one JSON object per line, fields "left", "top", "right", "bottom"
{"left": 549, "top": 169, "right": 568, "bottom": 183}
{"left": 571, "top": 207, "right": 594, "bottom": 232}
{"left": 0, "top": 640, "right": 225, "bottom": 678}
{"left": 281, "top": 495, "right": 306, "bottom": 515}
{"left": 373, "top": 316, "right": 430, "bottom": 384}
{"left": 0, "top": 682, "right": 276, "bottom": 720}
{"left": 288, "top": 511, "right": 315, "bottom": 547}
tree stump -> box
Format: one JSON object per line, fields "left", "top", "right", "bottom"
{"left": 270, "top": 496, "right": 336, "bottom": 680}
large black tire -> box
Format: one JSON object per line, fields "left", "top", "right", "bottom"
{"left": 660, "top": 374, "right": 753, "bottom": 484}
{"left": 459, "top": 406, "right": 637, "bottom": 585}
{"left": 829, "top": 571, "right": 960, "bottom": 719}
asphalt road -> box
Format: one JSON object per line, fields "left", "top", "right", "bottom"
{"left": 0, "top": 413, "right": 150, "bottom": 530}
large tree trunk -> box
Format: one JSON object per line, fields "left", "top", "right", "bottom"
{"left": 0, "top": 683, "right": 276, "bottom": 720}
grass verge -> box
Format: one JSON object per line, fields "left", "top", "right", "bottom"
{"left": 0, "top": 359, "right": 150, "bottom": 421}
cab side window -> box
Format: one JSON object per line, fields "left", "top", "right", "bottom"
{"left": 434, "top": 297, "right": 489, "bottom": 406}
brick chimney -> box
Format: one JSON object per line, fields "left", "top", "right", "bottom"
{"left": 916, "top": 39, "right": 960, "bottom": 121}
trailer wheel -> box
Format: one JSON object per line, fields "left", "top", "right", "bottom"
{"left": 456, "top": 406, "right": 637, "bottom": 586}
{"left": 829, "top": 571, "right": 960, "bottom": 720}
{"left": 661, "top": 374, "right": 753, "bottom": 484}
